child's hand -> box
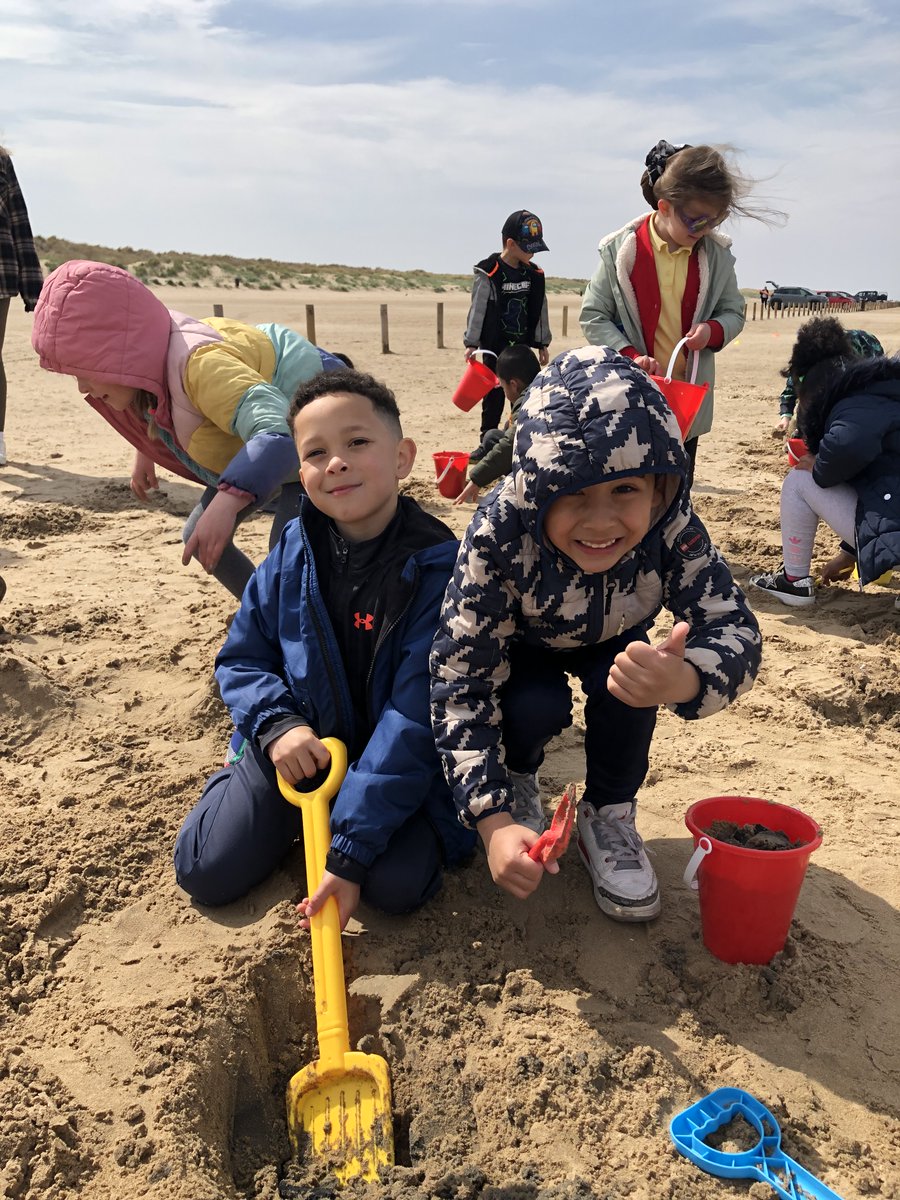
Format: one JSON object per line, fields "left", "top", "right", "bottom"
{"left": 633, "top": 354, "right": 661, "bottom": 375}
{"left": 794, "top": 452, "right": 816, "bottom": 472}
{"left": 182, "top": 490, "right": 249, "bottom": 573}
{"left": 297, "top": 870, "right": 361, "bottom": 932}
{"left": 453, "top": 481, "right": 481, "bottom": 506}
{"left": 130, "top": 452, "right": 159, "bottom": 502}
{"left": 774, "top": 415, "right": 791, "bottom": 435}
{"left": 538, "top": 347, "right": 550, "bottom": 367}
{"left": 607, "top": 622, "right": 700, "bottom": 707}
{"left": 269, "top": 726, "right": 331, "bottom": 783}
{"left": 478, "top": 814, "right": 557, "bottom": 899}
{"left": 684, "top": 323, "right": 712, "bottom": 351}
{"left": 820, "top": 549, "right": 856, "bottom": 585}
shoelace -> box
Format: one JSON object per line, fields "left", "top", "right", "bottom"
{"left": 510, "top": 779, "right": 540, "bottom": 821}
{"left": 592, "top": 812, "right": 643, "bottom": 867}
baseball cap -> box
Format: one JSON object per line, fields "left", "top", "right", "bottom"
{"left": 502, "top": 210, "right": 548, "bottom": 254}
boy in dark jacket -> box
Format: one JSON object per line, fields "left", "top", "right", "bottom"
{"left": 175, "top": 369, "right": 475, "bottom": 924}
{"left": 431, "top": 347, "right": 761, "bottom": 923}
{"left": 454, "top": 344, "right": 541, "bottom": 507}
{"left": 463, "top": 210, "right": 552, "bottom": 454}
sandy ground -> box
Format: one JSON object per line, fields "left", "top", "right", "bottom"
{"left": 1, "top": 286, "right": 899, "bottom": 1200}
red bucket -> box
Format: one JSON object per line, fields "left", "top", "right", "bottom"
{"left": 786, "top": 436, "right": 809, "bottom": 466}
{"left": 433, "top": 450, "right": 470, "bottom": 499}
{"left": 684, "top": 796, "right": 823, "bottom": 965}
{"left": 649, "top": 337, "right": 708, "bottom": 440}
{"left": 452, "top": 358, "right": 499, "bottom": 412}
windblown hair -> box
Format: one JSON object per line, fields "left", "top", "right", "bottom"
{"left": 289, "top": 368, "right": 402, "bottom": 436}
{"left": 640, "top": 143, "right": 784, "bottom": 225}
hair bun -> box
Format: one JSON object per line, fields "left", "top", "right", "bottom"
{"left": 644, "top": 140, "right": 691, "bottom": 186}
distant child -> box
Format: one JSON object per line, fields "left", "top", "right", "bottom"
{"left": 175, "top": 369, "right": 475, "bottom": 922}
{"left": 751, "top": 349, "right": 900, "bottom": 608}
{"left": 431, "top": 347, "right": 761, "bottom": 922}
{"left": 0, "top": 145, "right": 43, "bottom": 467}
{"left": 580, "top": 141, "right": 756, "bottom": 486}
{"left": 772, "top": 316, "right": 884, "bottom": 435}
{"left": 32, "top": 260, "right": 348, "bottom": 598}
{"left": 453, "top": 344, "right": 541, "bottom": 506}
{"left": 463, "top": 210, "right": 552, "bottom": 458}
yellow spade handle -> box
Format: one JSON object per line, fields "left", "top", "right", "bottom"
{"left": 277, "top": 738, "right": 351, "bottom": 1071}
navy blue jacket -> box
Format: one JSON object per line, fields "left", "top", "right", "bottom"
{"left": 805, "top": 356, "right": 900, "bottom": 584}
{"left": 216, "top": 497, "right": 476, "bottom": 869}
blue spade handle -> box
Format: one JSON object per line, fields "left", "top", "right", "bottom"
{"left": 670, "top": 1088, "right": 845, "bottom": 1200}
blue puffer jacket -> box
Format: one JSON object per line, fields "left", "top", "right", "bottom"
{"left": 216, "top": 498, "right": 476, "bottom": 869}
{"left": 431, "top": 346, "right": 762, "bottom": 828}
{"left": 804, "top": 355, "right": 900, "bottom": 584}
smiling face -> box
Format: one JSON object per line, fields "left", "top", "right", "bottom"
{"left": 543, "top": 474, "right": 663, "bottom": 573}
{"left": 75, "top": 376, "right": 139, "bottom": 412}
{"left": 293, "top": 390, "right": 416, "bottom": 541}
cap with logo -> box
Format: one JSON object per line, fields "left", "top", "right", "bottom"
{"left": 501, "top": 210, "right": 548, "bottom": 254}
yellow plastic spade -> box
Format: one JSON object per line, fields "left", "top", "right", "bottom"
{"left": 276, "top": 739, "right": 393, "bottom": 1184}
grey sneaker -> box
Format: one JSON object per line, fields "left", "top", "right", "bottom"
{"left": 508, "top": 770, "right": 547, "bottom": 833}
{"left": 576, "top": 800, "right": 660, "bottom": 922}
{"left": 749, "top": 568, "right": 815, "bottom": 608}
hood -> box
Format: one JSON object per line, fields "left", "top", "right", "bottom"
{"left": 804, "top": 353, "right": 900, "bottom": 451}
{"left": 512, "top": 346, "right": 687, "bottom": 547}
{"left": 32, "top": 260, "right": 172, "bottom": 407}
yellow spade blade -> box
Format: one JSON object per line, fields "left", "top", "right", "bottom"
{"left": 286, "top": 1051, "right": 393, "bottom": 1185}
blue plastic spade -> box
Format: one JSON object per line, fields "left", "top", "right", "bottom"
{"left": 669, "top": 1087, "right": 845, "bottom": 1199}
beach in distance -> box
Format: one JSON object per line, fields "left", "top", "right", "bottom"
{"left": 1, "top": 285, "right": 899, "bottom": 1199}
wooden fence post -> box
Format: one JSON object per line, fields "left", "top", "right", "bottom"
{"left": 562, "top": 305, "right": 569, "bottom": 337}
{"left": 380, "top": 304, "right": 391, "bottom": 354}
{"left": 751, "top": 302, "right": 757, "bottom": 322}
{"left": 212, "top": 303, "right": 224, "bottom": 317}
{"left": 436, "top": 302, "right": 444, "bottom": 349}
{"left": 305, "top": 304, "right": 316, "bottom": 345}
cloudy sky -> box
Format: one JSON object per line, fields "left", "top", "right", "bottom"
{"left": 2, "top": 0, "right": 899, "bottom": 295}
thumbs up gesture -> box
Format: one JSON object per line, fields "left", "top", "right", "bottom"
{"left": 607, "top": 621, "right": 701, "bottom": 708}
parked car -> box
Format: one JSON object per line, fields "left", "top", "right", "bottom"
{"left": 817, "top": 291, "right": 855, "bottom": 307}
{"left": 767, "top": 286, "right": 830, "bottom": 312}
{"left": 855, "top": 290, "right": 888, "bottom": 303}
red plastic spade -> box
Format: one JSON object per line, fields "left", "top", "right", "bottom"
{"left": 528, "top": 782, "right": 578, "bottom": 864}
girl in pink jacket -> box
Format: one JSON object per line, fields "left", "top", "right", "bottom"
{"left": 32, "top": 260, "right": 347, "bottom": 597}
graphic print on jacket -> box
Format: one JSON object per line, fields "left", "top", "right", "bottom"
{"left": 431, "top": 346, "right": 762, "bottom": 827}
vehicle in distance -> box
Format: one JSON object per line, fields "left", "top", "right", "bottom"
{"left": 768, "top": 287, "right": 829, "bottom": 311}
{"left": 855, "top": 290, "right": 888, "bottom": 303}
{"left": 817, "top": 291, "right": 855, "bottom": 307}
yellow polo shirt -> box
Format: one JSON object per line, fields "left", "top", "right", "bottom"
{"left": 649, "top": 214, "right": 692, "bottom": 381}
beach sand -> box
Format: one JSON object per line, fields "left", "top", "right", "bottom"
{"left": 1, "top": 287, "right": 898, "bottom": 1199}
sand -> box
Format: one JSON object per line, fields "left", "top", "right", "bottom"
{"left": 1, "top": 287, "right": 899, "bottom": 1200}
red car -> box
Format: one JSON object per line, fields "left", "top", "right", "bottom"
{"left": 817, "top": 291, "right": 855, "bottom": 307}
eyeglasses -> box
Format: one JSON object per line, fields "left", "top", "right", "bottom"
{"left": 675, "top": 208, "right": 727, "bottom": 235}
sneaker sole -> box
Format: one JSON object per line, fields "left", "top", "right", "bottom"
{"left": 750, "top": 584, "right": 815, "bottom": 608}
{"left": 576, "top": 840, "right": 661, "bottom": 923}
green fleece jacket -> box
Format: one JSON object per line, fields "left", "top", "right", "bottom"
{"left": 579, "top": 216, "right": 745, "bottom": 438}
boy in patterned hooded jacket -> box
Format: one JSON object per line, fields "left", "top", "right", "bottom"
{"left": 430, "top": 346, "right": 761, "bottom": 922}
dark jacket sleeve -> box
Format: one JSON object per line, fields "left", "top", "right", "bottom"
{"left": 328, "top": 553, "right": 455, "bottom": 867}
{"left": 813, "top": 398, "right": 884, "bottom": 489}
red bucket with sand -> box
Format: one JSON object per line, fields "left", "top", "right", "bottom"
{"left": 452, "top": 355, "right": 499, "bottom": 412}
{"left": 683, "top": 796, "right": 823, "bottom": 965}
{"left": 650, "top": 337, "right": 709, "bottom": 440}
{"left": 433, "top": 451, "right": 470, "bottom": 499}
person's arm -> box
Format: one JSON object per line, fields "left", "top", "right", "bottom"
{"left": 3, "top": 158, "right": 43, "bottom": 310}
{"left": 464, "top": 272, "right": 491, "bottom": 349}
{"left": 659, "top": 513, "right": 762, "bottom": 719}
{"left": 579, "top": 256, "right": 639, "bottom": 357}
{"left": 468, "top": 424, "right": 514, "bottom": 489}
{"left": 813, "top": 402, "right": 883, "bottom": 489}
{"left": 533, "top": 289, "right": 552, "bottom": 354}
{"left": 778, "top": 376, "right": 797, "bottom": 421}
{"left": 701, "top": 250, "right": 745, "bottom": 350}
{"left": 215, "top": 530, "right": 313, "bottom": 739}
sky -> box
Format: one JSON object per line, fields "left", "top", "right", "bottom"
{"left": 2, "top": 0, "right": 899, "bottom": 296}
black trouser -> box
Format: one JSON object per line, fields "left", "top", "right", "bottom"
{"left": 479, "top": 385, "right": 505, "bottom": 438}
{"left": 501, "top": 632, "right": 658, "bottom": 809}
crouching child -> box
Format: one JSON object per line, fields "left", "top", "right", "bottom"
{"left": 430, "top": 347, "right": 761, "bottom": 922}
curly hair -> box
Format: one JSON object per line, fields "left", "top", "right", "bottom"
{"left": 781, "top": 317, "right": 853, "bottom": 383}
{"left": 289, "top": 368, "right": 402, "bottom": 436}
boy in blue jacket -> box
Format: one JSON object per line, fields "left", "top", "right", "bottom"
{"left": 431, "top": 347, "right": 761, "bottom": 923}
{"left": 175, "top": 369, "right": 475, "bottom": 925}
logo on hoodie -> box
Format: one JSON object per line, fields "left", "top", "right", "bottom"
{"left": 676, "top": 524, "right": 710, "bottom": 561}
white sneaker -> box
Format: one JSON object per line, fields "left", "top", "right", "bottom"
{"left": 0, "top": 433, "right": 6, "bottom": 466}
{"left": 508, "top": 770, "right": 547, "bottom": 833}
{"left": 576, "top": 800, "right": 661, "bottom": 922}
